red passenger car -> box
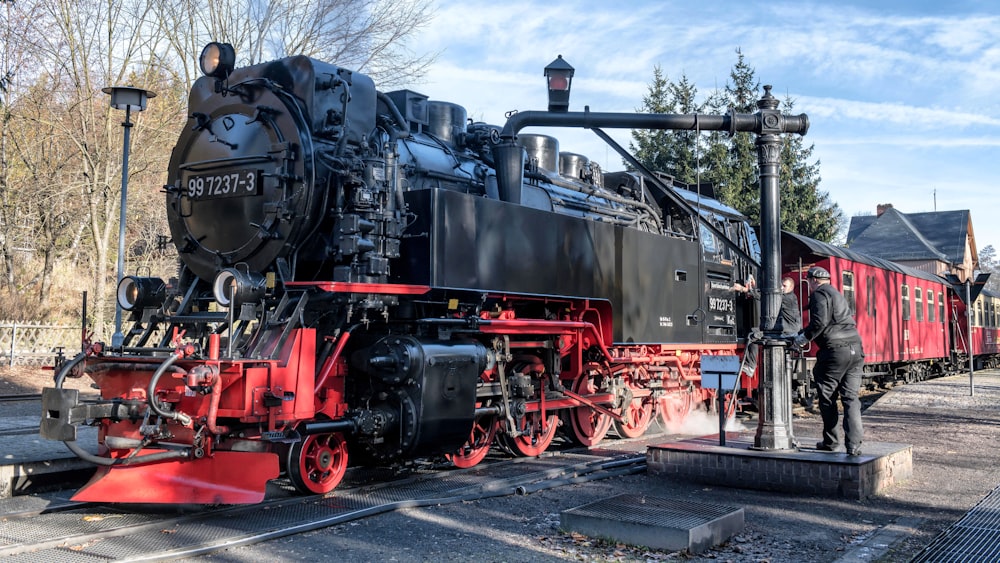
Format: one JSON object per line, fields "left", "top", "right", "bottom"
{"left": 951, "top": 289, "right": 1000, "bottom": 370}
{"left": 781, "top": 232, "right": 955, "bottom": 401}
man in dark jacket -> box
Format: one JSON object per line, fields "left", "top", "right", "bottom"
{"left": 738, "top": 275, "right": 802, "bottom": 378}
{"left": 795, "top": 266, "right": 864, "bottom": 456}
{"left": 777, "top": 276, "right": 802, "bottom": 336}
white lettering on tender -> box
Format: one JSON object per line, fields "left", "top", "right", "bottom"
{"left": 709, "top": 297, "right": 734, "bottom": 313}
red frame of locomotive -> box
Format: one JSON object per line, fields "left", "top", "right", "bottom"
{"left": 63, "top": 283, "right": 737, "bottom": 504}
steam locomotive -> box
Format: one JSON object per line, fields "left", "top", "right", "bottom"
{"left": 40, "top": 43, "right": 761, "bottom": 504}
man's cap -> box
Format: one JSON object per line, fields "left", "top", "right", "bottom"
{"left": 807, "top": 266, "right": 831, "bottom": 279}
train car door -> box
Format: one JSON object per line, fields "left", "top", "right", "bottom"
{"left": 864, "top": 273, "right": 879, "bottom": 361}
{"left": 900, "top": 279, "right": 912, "bottom": 361}
{"left": 875, "top": 267, "right": 901, "bottom": 364}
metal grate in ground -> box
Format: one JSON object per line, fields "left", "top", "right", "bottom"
{"left": 911, "top": 482, "right": 1000, "bottom": 562}
{"left": 560, "top": 493, "right": 743, "bottom": 553}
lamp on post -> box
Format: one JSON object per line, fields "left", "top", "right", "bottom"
{"left": 544, "top": 55, "right": 574, "bottom": 112}
{"left": 102, "top": 85, "right": 155, "bottom": 349}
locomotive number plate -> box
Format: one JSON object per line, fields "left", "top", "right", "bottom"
{"left": 186, "top": 169, "right": 260, "bottom": 200}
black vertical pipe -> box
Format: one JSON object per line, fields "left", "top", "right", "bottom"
{"left": 81, "top": 291, "right": 88, "bottom": 355}
{"left": 753, "top": 86, "right": 795, "bottom": 450}
{"left": 492, "top": 142, "right": 526, "bottom": 204}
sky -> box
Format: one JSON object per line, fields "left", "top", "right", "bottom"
{"left": 406, "top": 0, "right": 1000, "bottom": 250}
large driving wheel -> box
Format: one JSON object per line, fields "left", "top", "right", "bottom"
{"left": 446, "top": 415, "right": 498, "bottom": 468}
{"left": 498, "top": 411, "right": 559, "bottom": 457}
{"left": 657, "top": 391, "right": 693, "bottom": 431}
{"left": 568, "top": 374, "right": 612, "bottom": 446}
{"left": 615, "top": 393, "right": 655, "bottom": 438}
{"left": 287, "top": 432, "right": 348, "bottom": 495}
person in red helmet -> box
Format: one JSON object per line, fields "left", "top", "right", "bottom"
{"left": 795, "top": 266, "right": 864, "bottom": 456}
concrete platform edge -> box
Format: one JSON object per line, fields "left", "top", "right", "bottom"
{"left": 646, "top": 433, "right": 913, "bottom": 499}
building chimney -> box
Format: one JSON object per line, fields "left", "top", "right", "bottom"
{"left": 876, "top": 203, "right": 893, "bottom": 217}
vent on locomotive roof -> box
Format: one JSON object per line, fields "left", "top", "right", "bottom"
{"left": 516, "top": 134, "right": 559, "bottom": 172}
{"left": 426, "top": 101, "right": 467, "bottom": 148}
{"left": 657, "top": 171, "right": 716, "bottom": 200}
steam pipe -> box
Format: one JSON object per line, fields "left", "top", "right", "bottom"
{"left": 475, "top": 405, "right": 502, "bottom": 418}
{"left": 498, "top": 108, "right": 809, "bottom": 140}
{"left": 54, "top": 351, "right": 87, "bottom": 389}
{"left": 205, "top": 369, "right": 229, "bottom": 435}
{"left": 300, "top": 419, "right": 358, "bottom": 435}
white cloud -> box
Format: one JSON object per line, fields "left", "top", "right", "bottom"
{"left": 407, "top": 0, "right": 1000, "bottom": 246}
{"left": 798, "top": 95, "right": 1000, "bottom": 129}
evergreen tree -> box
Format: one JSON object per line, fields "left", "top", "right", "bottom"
{"left": 720, "top": 48, "right": 761, "bottom": 224}
{"left": 979, "top": 245, "right": 1000, "bottom": 294}
{"left": 628, "top": 67, "right": 704, "bottom": 185}
{"left": 629, "top": 49, "right": 842, "bottom": 243}
{"left": 778, "top": 95, "right": 843, "bottom": 242}
{"left": 628, "top": 65, "right": 676, "bottom": 176}
{"left": 666, "top": 74, "right": 700, "bottom": 185}
{"left": 700, "top": 88, "right": 734, "bottom": 202}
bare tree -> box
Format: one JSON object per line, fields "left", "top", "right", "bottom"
{"left": 0, "top": 0, "right": 40, "bottom": 293}
{"left": 154, "top": 0, "right": 435, "bottom": 87}
{"left": 0, "top": 0, "right": 437, "bottom": 332}
{"left": 4, "top": 0, "right": 170, "bottom": 333}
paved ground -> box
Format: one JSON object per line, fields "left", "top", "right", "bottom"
{"left": 4, "top": 368, "right": 999, "bottom": 562}
{"left": 191, "top": 370, "right": 1000, "bottom": 562}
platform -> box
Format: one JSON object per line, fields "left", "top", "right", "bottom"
{"left": 646, "top": 433, "right": 912, "bottom": 499}
{"left": 0, "top": 417, "right": 96, "bottom": 499}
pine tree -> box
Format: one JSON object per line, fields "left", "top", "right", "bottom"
{"left": 720, "top": 48, "right": 761, "bottom": 224}
{"left": 628, "top": 65, "right": 676, "bottom": 176}
{"left": 978, "top": 245, "right": 1000, "bottom": 293}
{"left": 700, "top": 88, "right": 733, "bottom": 202}
{"left": 629, "top": 67, "right": 705, "bottom": 185}
{"left": 629, "top": 50, "right": 841, "bottom": 242}
{"left": 779, "top": 95, "right": 842, "bottom": 242}
{"left": 666, "top": 74, "right": 700, "bottom": 185}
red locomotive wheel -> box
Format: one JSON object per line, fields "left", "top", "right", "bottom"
{"left": 658, "top": 392, "right": 693, "bottom": 429}
{"left": 287, "top": 432, "right": 348, "bottom": 495}
{"left": 498, "top": 411, "right": 559, "bottom": 457}
{"left": 446, "top": 415, "right": 498, "bottom": 468}
{"left": 569, "top": 375, "right": 612, "bottom": 446}
{"left": 614, "top": 395, "right": 654, "bottom": 438}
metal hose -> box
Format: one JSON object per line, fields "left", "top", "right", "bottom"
{"left": 55, "top": 352, "right": 191, "bottom": 466}
{"left": 146, "top": 352, "right": 193, "bottom": 426}
{"left": 53, "top": 351, "right": 87, "bottom": 389}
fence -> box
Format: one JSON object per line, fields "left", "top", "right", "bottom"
{"left": 0, "top": 323, "right": 79, "bottom": 367}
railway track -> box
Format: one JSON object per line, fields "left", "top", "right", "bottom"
{"left": 0, "top": 448, "right": 646, "bottom": 562}
{"left": 0, "top": 393, "right": 41, "bottom": 403}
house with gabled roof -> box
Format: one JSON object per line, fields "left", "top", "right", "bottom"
{"left": 846, "top": 204, "right": 978, "bottom": 282}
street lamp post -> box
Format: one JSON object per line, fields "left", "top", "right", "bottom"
{"left": 102, "top": 86, "right": 155, "bottom": 349}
